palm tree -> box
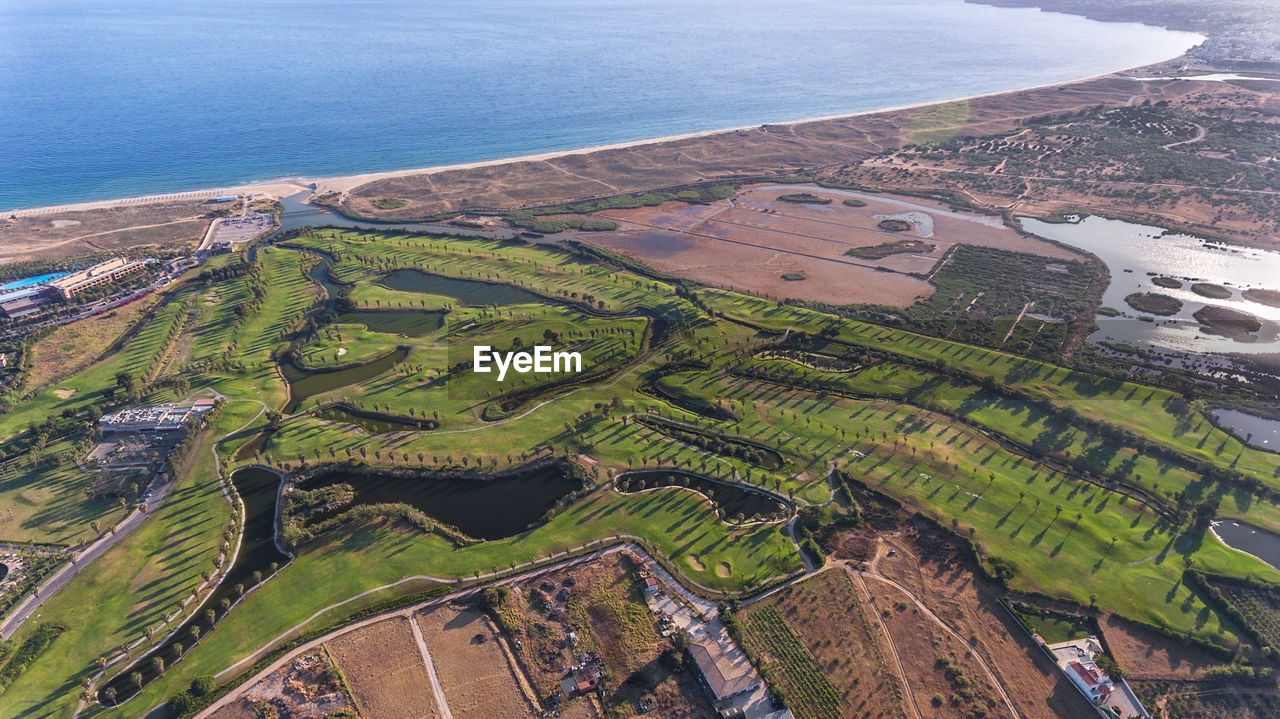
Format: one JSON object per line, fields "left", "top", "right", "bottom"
{"left": 104, "top": 687, "right": 117, "bottom": 706}
{"left": 131, "top": 671, "right": 143, "bottom": 691}
{"left": 153, "top": 657, "right": 164, "bottom": 674}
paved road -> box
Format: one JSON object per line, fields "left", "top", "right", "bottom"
{"left": 1, "top": 472, "right": 168, "bottom": 639}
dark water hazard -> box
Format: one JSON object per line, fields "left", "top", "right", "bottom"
{"left": 335, "top": 309, "right": 445, "bottom": 337}
{"left": 618, "top": 470, "right": 787, "bottom": 521}
{"left": 99, "top": 467, "right": 288, "bottom": 706}
{"left": 0, "top": 563, "right": 8, "bottom": 582}
{"left": 231, "top": 427, "right": 277, "bottom": 462}
{"left": 299, "top": 463, "right": 581, "bottom": 541}
{"left": 378, "top": 269, "right": 544, "bottom": 307}
{"left": 281, "top": 346, "right": 409, "bottom": 413}
{"left": 315, "top": 404, "right": 437, "bottom": 434}
{"left": 1213, "top": 408, "right": 1280, "bottom": 452}
{"left": 1213, "top": 520, "right": 1280, "bottom": 572}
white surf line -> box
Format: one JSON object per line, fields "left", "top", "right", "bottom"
{"left": 408, "top": 613, "right": 454, "bottom": 719}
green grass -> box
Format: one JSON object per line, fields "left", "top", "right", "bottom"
{"left": 7, "top": 226, "right": 1280, "bottom": 715}
{"left": 0, "top": 439, "right": 128, "bottom": 545}
{"left": 0, "top": 403, "right": 255, "bottom": 717}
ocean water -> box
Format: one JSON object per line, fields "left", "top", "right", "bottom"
{"left": 0, "top": 0, "right": 1199, "bottom": 210}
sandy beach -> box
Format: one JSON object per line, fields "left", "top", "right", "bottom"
{"left": 2, "top": 58, "right": 1200, "bottom": 219}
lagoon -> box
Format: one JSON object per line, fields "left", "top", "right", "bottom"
{"left": 1021, "top": 216, "right": 1280, "bottom": 355}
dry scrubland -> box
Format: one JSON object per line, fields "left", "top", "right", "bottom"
{"left": 0, "top": 200, "right": 211, "bottom": 263}
{"left": 338, "top": 75, "right": 1178, "bottom": 220}
{"left": 23, "top": 295, "right": 160, "bottom": 390}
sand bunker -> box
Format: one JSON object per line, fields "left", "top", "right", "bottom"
{"left": 687, "top": 554, "right": 707, "bottom": 571}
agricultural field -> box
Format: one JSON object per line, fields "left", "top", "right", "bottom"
{"left": 1132, "top": 680, "right": 1280, "bottom": 719}
{"left": 326, "top": 616, "right": 441, "bottom": 719}
{"left": 739, "top": 569, "right": 901, "bottom": 719}
{"left": 415, "top": 605, "right": 537, "bottom": 719}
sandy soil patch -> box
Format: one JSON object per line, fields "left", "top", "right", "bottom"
{"left": 326, "top": 616, "right": 441, "bottom": 719}
{"left": 416, "top": 605, "right": 536, "bottom": 719}
{"left": 1100, "top": 614, "right": 1223, "bottom": 681}
{"left": 341, "top": 74, "right": 1172, "bottom": 220}
{"left": 49, "top": 219, "right": 81, "bottom": 228}
{"left": 862, "top": 576, "right": 1003, "bottom": 719}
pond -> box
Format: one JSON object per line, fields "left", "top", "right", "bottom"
{"left": 335, "top": 309, "right": 445, "bottom": 337}
{"left": 1020, "top": 215, "right": 1280, "bottom": 355}
{"left": 231, "top": 427, "right": 277, "bottom": 462}
{"left": 99, "top": 467, "right": 289, "bottom": 706}
{"left": 314, "top": 404, "right": 437, "bottom": 434}
{"left": 1211, "top": 519, "right": 1280, "bottom": 572}
{"left": 618, "top": 470, "right": 788, "bottom": 521}
{"left": 1212, "top": 408, "right": 1280, "bottom": 452}
{"left": 281, "top": 346, "right": 409, "bottom": 413}
{"left": 297, "top": 462, "right": 581, "bottom": 541}
{"left": 275, "top": 192, "right": 516, "bottom": 240}
{"left": 378, "top": 269, "right": 545, "bottom": 307}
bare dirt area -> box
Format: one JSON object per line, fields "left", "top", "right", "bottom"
{"left": 745, "top": 567, "right": 904, "bottom": 719}
{"left": 830, "top": 523, "right": 1093, "bottom": 719}
{"left": 584, "top": 185, "right": 1077, "bottom": 306}
{"left": 860, "top": 574, "right": 1005, "bottom": 719}
{"left": 1100, "top": 614, "right": 1225, "bottom": 681}
{"left": 24, "top": 296, "right": 159, "bottom": 389}
{"left": 0, "top": 200, "right": 213, "bottom": 264}
{"left": 207, "top": 650, "right": 354, "bottom": 719}
{"left": 326, "top": 615, "right": 441, "bottom": 719}
{"left": 488, "top": 551, "right": 714, "bottom": 718}
{"left": 415, "top": 604, "right": 537, "bottom": 719}
{"left": 340, "top": 75, "right": 1177, "bottom": 220}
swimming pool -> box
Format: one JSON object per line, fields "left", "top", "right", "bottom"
{"left": 0, "top": 272, "right": 70, "bottom": 290}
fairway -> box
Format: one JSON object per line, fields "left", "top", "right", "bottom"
{"left": 2, "top": 226, "right": 1278, "bottom": 717}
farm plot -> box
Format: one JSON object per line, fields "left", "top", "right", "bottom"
{"left": 416, "top": 604, "right": 537, "bottom": 719}
{"left": 737, "top": 605, "right": 843, "bottom": 719}
{"left": 1207, "top": 577, "right": 1280, "bottom": 650}
{"left": 326, "top": 616, "right": 441, "bottom": 719}
{"left": 740, "top": 569, "right": 901, "bottom": 719}
{"left": 1132, "top": 680, "right": 1280, "bottom": 719}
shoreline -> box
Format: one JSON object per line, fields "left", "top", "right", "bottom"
{"left": 4, "top": 53, "right": 1206, "bottom": 218}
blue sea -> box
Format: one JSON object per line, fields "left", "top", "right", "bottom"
{"left": 0, "top": 0, "right": 1199, "bottom": 210}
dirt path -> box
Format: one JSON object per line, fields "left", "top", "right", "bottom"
{"left": 850, "top": 569, "right": 923, "bottom": 719}
{"left": 408, "top": 611, "right": 454, "bottom": 719}
{"left": 854, "top": 564, "right": 1020, "bottom": 719}
{"left": 1163, "top": 122, "right": 1207, "bottom": 149}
